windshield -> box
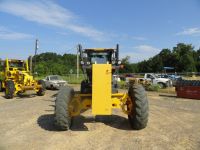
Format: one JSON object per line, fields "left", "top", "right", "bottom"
{"left": 9, "top": 61, "right": 25, "bottom": 69}
{"left": 147, "top": 74, "right": 158, "bottom": 79}
{"left": 154, "top": 74, "right": 159, "bottom": 78}
{"left": 89, "top": 52, "right": 110, "bottom": 64}
{"left": 50, "top": 75, "right": 62, "bottom": 80}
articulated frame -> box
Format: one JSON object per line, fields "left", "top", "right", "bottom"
{"left": 14, "top": 83, "right": 42, "bottom": 94}
{"left": 69, "top": 92, "right": 132, "bottom": 116}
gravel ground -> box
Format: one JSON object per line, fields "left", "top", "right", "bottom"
{"left": 0, "top": 86, "right": 200, "bottom": 150}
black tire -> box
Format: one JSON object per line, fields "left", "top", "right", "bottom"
{"left": 37, "top": 80, "right": 46, "bottom": 96}
{"left": 0, "top": 80, "right": 3, "bottom": 92}
{"left": 5, "top": 80, "right": 15, "bottom": 99}
{"left": 50, "top": 85, "right": 54, "bottom": 90}
{"left": 81, "top": 80, "right": 91, "bottom": 94}
{"left": 55, "top": 86, "right": 74, "bottom": 130}
{"left": 128, "top": 85, "right": 149, "bottom": 130}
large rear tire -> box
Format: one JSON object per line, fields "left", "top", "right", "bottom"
{"left": 5, "top": 80, "right": 15, "bottom": 99}
{"left": 37, "top": 80, "right": 46, "bottom": 96}
{"left": 55, "top": 86, "right": 74, "bottom": 130}
{"left": 128, "top": 84, "right": 149, "bottom": 130}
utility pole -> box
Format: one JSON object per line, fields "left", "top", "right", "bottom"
{"left": 28, "top": 55, "right": 33, "bottom": 74}
{"left": 34, "top": 39, "right": 39, "bottom": 73}
{"left": 77, "top": 45, "right": 79, "bottom": 78}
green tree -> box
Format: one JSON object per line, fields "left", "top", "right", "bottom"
{"left": 172, "top": 43, "right": 196, "bottom": 72}
{"left": 120, "top": 56, "right": 135, "bottom": 73}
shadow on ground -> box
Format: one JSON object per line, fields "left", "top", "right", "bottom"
{"left": 16, "top": 94, "right": 37, "bottom": 99}
{"left": 159, "top": 94, "right": 177, "bottom": 98}
{"left": 37, "top": 114, "right": 58, "bottom": 131}
{"left": 1, "top": 93, "right": 37, "bottom": 99}
{"left": 37, "top": 114, "right": 132, "bottom": 132}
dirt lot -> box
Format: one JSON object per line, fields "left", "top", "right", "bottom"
{"left": 0, "top": 86, "right": 200, "bottom": 150}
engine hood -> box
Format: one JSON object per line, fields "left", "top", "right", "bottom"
{"left": 155, "top": 78, "right": 170, "bottom": 82}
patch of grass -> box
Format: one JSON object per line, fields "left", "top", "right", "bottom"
{"left": 146, "top": 84, "right": 160, "bottom": 91}
{"left": 34, "top": 76, "right": 45, "bottom": 80}
{"left": 118, "top": 81, "right": 127, "bottom": 89}
{"left": 183, "top": 76, "right": 200, "bottom": 80}
{"left": 34, "top": 74, "right": 85, "bottom": 84}
{"left": 62, "top": 75, "right": 85, "bottom": 84}
{"left": 158, "top": 87, "right": 176, "bottom": 94}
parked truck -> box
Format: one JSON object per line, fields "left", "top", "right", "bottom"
{"left": 142, "top": 73, "right": 172, "bottom": 88}
{"left": 43, "top": 75, "right": 67, "bottom": 90}
{"left": 126, "top": 73, "right": 172, "bottom": 88}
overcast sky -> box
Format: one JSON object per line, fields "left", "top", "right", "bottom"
{"left": 0, "top": 0, "right": 200, "bottom": 62}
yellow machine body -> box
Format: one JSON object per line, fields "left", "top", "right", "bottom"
{"left": 0, "top": 58, "right": 43, "bottom": 95}
{"left": 92, "top": 64, "right": 112, "bottom": 115}
{"left": 68, "top": 63, "right": 131, "bottom": 116}
{"left": 55, "top": 45, "right": 148, "bottom": 130}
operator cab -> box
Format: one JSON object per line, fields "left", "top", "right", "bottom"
{"left": 8, "top": 60, "right": 26, "bottom": 71}
{"left": 84, "top": 48, "right": 114, "bottom": 64}
{"left": 79, "top": 45, "right": 120, "bottom": 67}
{"left": 90, "top": 52, "right": 111, "bottom": 64}
{"left": 78, "top": 45, "right": 121, "bottom": 94}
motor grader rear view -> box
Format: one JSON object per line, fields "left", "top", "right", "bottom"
{"left": 0, "top": 58, "right": 45, "bottom": 99}
{"left": 55, "top": 44, "right": 149, "bottom": 130}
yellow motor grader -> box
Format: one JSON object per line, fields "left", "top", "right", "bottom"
{"left": 55, "top": 44, "right": 149, "bottom": 130}
{"left": 0, "top": 58, "right": 45, "bottom": 99}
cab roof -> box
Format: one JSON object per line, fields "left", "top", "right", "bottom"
{"left": 8, "top": 59, "right": 24, "bottom": 62}
{"left": 84, "top": 48, "right": 115, "bottom": 52}
{"left": 1, "top": 59, "right": 25, "bottom": 62}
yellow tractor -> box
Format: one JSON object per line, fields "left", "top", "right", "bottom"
{"left": 55, "top": 44, "right": 149, "bottom": 130}
{"left": 0, "top": 58, "right": 45, "bottom": 99}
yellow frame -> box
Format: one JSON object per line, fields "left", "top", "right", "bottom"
{"left": 69, "top": 93, "right": 131, "bottom": 116}
{"left": 68, "top": 64, "right": 132, "bottom": 116}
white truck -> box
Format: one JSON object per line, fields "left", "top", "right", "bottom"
{"left": 142, "top": 73, "right": 172, "bottom": 88}
{"left": 43, "top": 75, "right": 67, "bottom": 90}
{"left": 126, "top": 73, "right": 172, "bottom": 88}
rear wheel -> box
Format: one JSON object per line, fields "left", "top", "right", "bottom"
{"left": 37, "top": 80, "right": 46, "bottom": 96}
{"left": 55, "top": 86, "right": 74, "bottom": 130}
{"left": 5, "top": 80, "right": 15, "bottom": 99}
{"left": 128, "top": 84, "right": 149, "bottom": 130}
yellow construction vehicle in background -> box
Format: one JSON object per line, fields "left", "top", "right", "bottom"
{"left": 0, "top": 58, "right": 45, "bottom": 99}
{"left": 55, "top": 44, "right": 149, "bottom": 130}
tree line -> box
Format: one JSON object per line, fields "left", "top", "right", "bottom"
{"left": 29, "top": 43, "right": 200, "bottom": 75}
{"left": 33, "top": 53, "right": 77, "bottom": 75}
{"left": 121, "top": 43, "right": 200, "bottom": 73}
